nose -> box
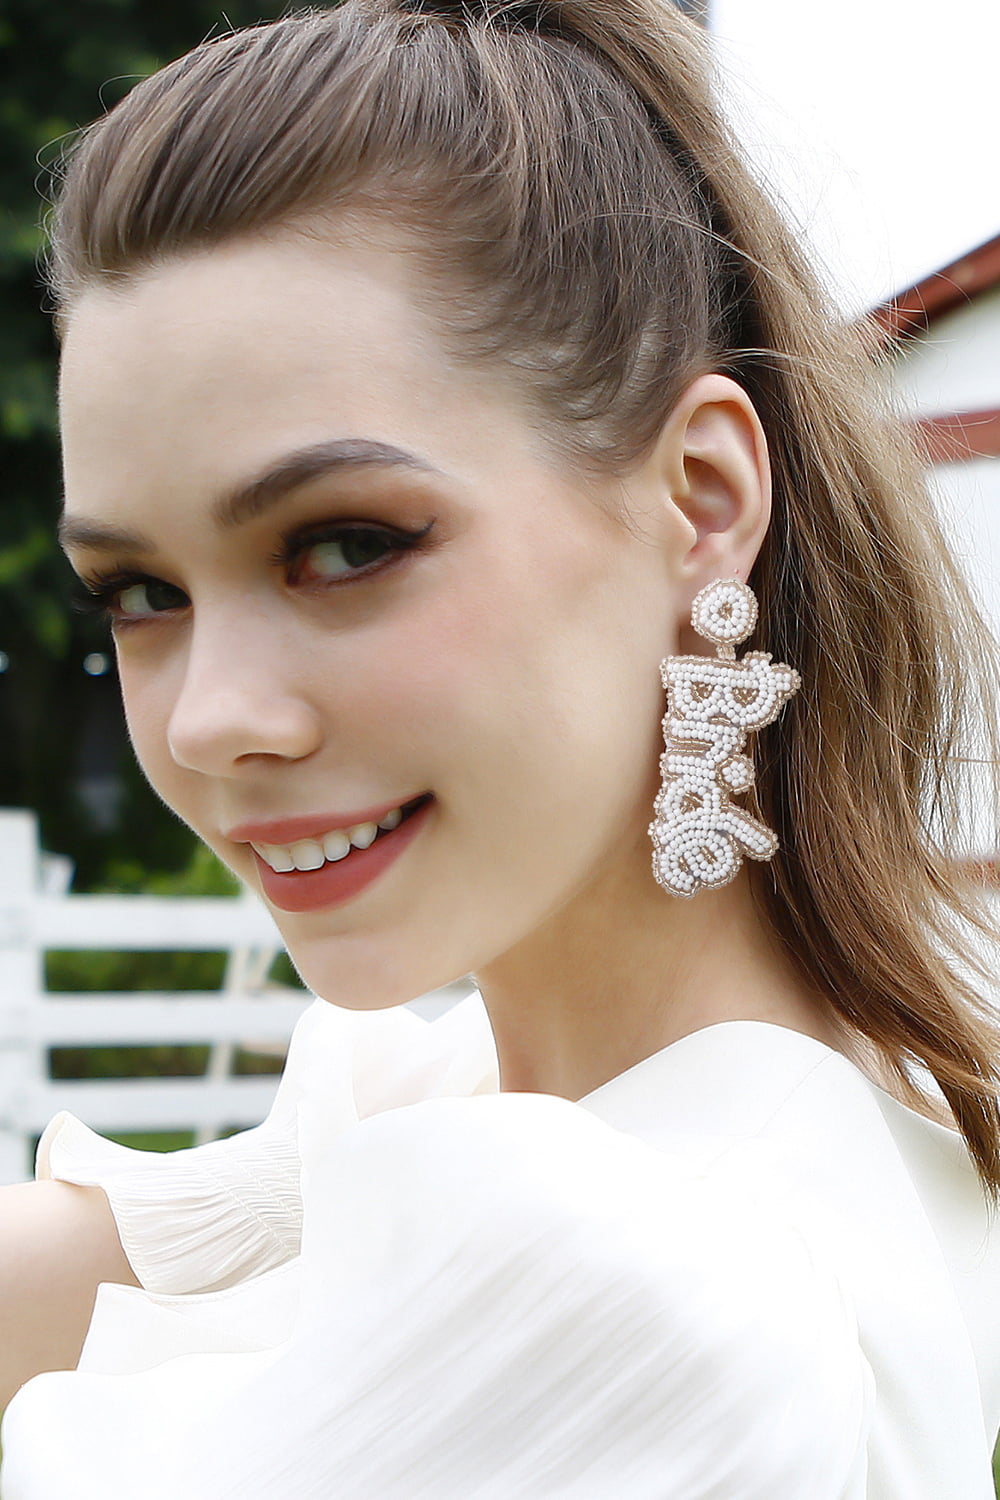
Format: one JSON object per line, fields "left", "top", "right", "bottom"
{"left": 166, "top": 611, "right": 323, "bottom": 775}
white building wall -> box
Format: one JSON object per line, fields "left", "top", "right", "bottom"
{"left": 891, "top": 349, "right": 1000, "bottom": 856}
{"left": 887, "top": 291, "right": 1000, "bottom": 644}
{"left": 893, "top": 290, "right": 1000, "bottom": 419}
{"left": 926, "top": 457, "right": 1000, "bottom": 642}
{"left": 925, "top": 457, "right": 1000, "bottom": 855}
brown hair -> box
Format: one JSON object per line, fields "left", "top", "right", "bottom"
{"left": 46, "top": 0, "right": 1000, "bottom": 1193}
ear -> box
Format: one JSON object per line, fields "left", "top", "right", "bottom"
{"left": 646, "top": 372, "right": 772, "bottom": 593}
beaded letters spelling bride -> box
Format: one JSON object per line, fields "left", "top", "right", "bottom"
{"left": 649, "top": 578, "right": 800, "bottom": 898}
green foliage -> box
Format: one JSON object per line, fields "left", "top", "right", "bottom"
{"left": 93, "top": 839, "right": 242, "bottom": 898}
{"left": 46, "top": 946, "right": 229, "bottom": 994}
{"left": 0, "top": 0, "right": 291, "bottom": 884}
{"left": 104, "top": 1131, "right": 197, "bottom": 1151}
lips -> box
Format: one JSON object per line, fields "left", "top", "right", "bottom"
{"left": 227, "top": 793, "right": 431, "bottom": 848}
{"left": 248, "top": 794, "right": 434, "bottom": 913}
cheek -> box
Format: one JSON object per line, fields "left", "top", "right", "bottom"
{"left": 361, "top": 540, "right": 668, "bottom": 844}
{"left": 115, "top": 652, "right": 186, "bottom": 799}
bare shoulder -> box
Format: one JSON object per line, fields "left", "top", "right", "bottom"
{"left": 0, "top": 1178, "right": 138, "bottom": 1410}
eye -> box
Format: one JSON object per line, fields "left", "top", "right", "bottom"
{"left": 117, "top": 579, "right": 188, "bottom": 617}
{"left": 76, "top": 572, "right": 189, "bottom": 623}
{"left": 282, "top": 521, "right": 435, "bottom": 586}
{"left": 294, "top": 529, "right": 393, "bottom": 581}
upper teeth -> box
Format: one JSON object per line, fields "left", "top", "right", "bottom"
{"left": 252, "top": 805, "right": 406, "bottom": 873}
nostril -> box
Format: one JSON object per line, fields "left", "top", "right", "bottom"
{"left": 166, "top": 686, "right": 323, "bottom": 772}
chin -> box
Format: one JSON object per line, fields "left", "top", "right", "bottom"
{"left": 277, "top": 927, "right": 459, "bottom": 1012}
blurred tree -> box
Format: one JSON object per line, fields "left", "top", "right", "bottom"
{"left": 0, "top": 0, "right": 287, "bottom": 886}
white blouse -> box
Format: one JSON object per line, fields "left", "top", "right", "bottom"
{"left": 2, "top": 993, "right": 999, "bottom": 1498}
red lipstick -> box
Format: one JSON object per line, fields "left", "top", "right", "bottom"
{"left": 249, "top": 795, "right": 434, "bottom": 913}
{"left": 227, "top": 794, "right": 429, "bottom": 848}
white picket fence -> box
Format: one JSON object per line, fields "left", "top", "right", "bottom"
{"left": 0, "top": 809, "right": 473, "bottom": 1186}
{"left": 0, "top": 808, "right": 316, "bottom": 1184}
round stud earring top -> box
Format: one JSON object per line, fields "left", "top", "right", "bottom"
{"left": 690, "top": 578, "right": 758, "bottom": 653}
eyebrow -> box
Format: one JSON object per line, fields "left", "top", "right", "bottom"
{"left": 59, "top": 438, "right": 439, "bottom": 553}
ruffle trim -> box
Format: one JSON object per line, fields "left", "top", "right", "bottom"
{"left": 33, "top": 990, "right": 499, "bottom": 1298}
{"left": 36, "top": 1112, "right": 302, "bottom": 1296}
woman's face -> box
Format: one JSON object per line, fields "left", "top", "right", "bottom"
{"left": 58, "top": 232, "right": 687, "bottom": 1006}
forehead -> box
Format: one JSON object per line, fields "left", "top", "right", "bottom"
{"left": 57, "top": 233, "right": 539, "bottom": 520}
{"left": 61, "top": 233, "right": 435, "bottom": 400}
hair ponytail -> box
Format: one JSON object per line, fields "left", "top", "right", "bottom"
{"left": 48, "top": 0, "right": 1000, "bottom": 1193}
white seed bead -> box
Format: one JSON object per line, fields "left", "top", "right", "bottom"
{"left": 690, "top": 578, "right": 758, "bottom": 647}
{"left": 650, "top": 595, "right": 800, "bottom": 897}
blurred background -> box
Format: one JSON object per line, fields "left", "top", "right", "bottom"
{"left": 0, "top": 2, "right": 300, "bottom": 1180}
{"left": 0, "top": 0, "right": 289, "bottom": 895}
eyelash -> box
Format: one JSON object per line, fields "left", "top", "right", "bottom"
{"left": 75, "top": 519, "right": 436, "bottom": 624}
{"left": 270, "top": 518, "right": 435, "bottom": 579}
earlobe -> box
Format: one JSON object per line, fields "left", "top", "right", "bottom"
{"left": 656, "top": 373, "right": 772, "bottom": 587}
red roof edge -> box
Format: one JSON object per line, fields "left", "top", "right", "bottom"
{"left": 956, "top": 858, "right": 1000, "bottom": 886}
{"left": 869, "top": 232, "right": 1000, "bottom": 343}
{"left": 913, "top": 408, "right": 1000, "bottom": 464}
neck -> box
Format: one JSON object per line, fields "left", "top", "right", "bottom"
{"left": 474, "top": 830, "right": 847, "bottom": 1101}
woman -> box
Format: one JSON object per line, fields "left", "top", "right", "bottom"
{"left": 2, "top": 0, "right": 999, "bottom": 1494}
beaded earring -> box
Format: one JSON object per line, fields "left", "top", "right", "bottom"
{"left": 648, "top": 578, "right": 800, "bottom": 898}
